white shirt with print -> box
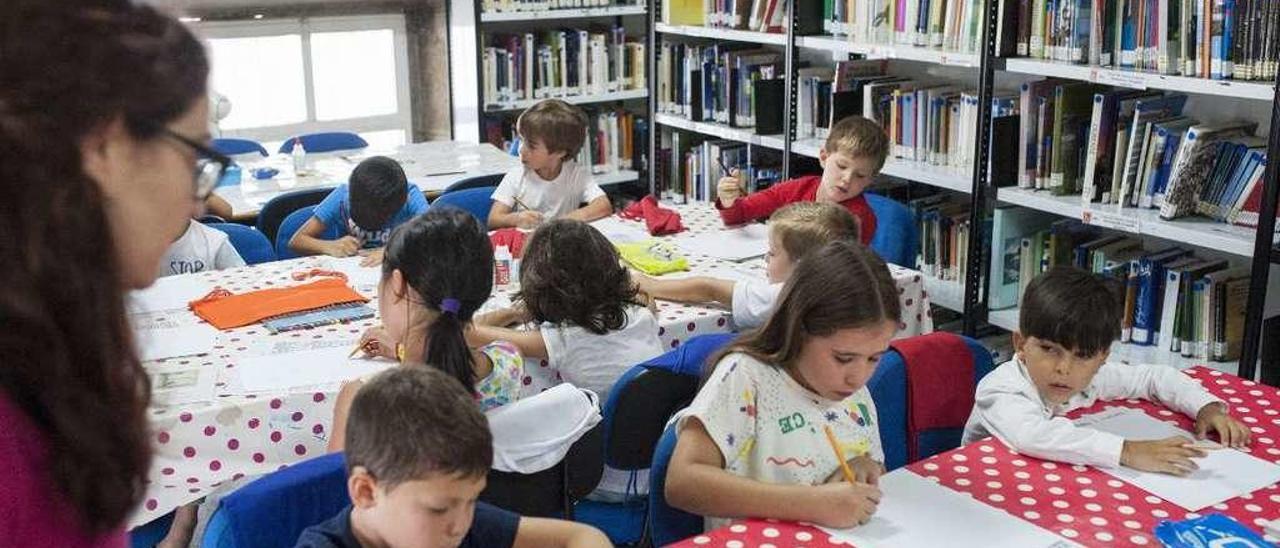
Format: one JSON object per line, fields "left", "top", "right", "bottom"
{"left": 160, "top": 220, "right": 245, "bottom": 277}
{"left": 491, "top": 161, "right": 605, "bottom": 219}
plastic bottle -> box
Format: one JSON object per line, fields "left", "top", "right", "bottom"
{"left": 494, "top": 245, "right": 512, "bottom": 288}
{"left": 292, "top": 137, "right": 307, "bottom": 175}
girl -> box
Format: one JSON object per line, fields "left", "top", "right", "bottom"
{"left": 665, "top": 241, "right": 902, "bottom": 531}
{"left": 329, "top": 207, "right": 525, "bottom": 451}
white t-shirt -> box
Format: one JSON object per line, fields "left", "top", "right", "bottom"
{"left": 731, "top": 279, "right": 782, "bottom": 329}
{"left": 491, "top": 161, "right": 605, "bottom": 219}
{"left": 676, "top": 352, "right": 884, "bottom": 531}
{"left": 160, "top": 220, "right": 245, "bottom": 277}
{"left": 539, "top": 305, "right": 664, "bottom": 399}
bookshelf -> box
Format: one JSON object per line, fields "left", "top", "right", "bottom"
{"left": 653, "top": 22, "right": 788, "bottom": 46}
{"left": 796, "top": 36, "right": 981, "bottom": 68}
{"left": 483, "top": 88, "right": 649, "bottom": 113}
{"left": 1003, "top": 59, "right": 1276, "bottom": 102}
{"left": 479, "top": 5, "right": 648, "bottom": 22}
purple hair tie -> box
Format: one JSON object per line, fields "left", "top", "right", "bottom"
{"left": 440, "top": 298, "right": 461, "bottom": 316}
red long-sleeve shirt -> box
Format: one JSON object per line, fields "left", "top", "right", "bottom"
{"left": 714, "top": 175, "right": 877, "bottom": 245}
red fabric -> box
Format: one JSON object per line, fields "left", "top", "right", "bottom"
{"left": 890, "top": 332, "right": 975, "bottom": 462}
{"left": 0, "top": 391, "right": 127, "bottom": 547}
{"left": 620, "top": 195, "right": 685, "bottom": 235}
{"left": 489, "top": 228, "right": 528, "bottom": 258}
{"left": 714, "top": 175, "right": 877, "bottom": 245}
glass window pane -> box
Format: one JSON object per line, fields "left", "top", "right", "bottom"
{"left": 310, "top": 29, "right": 399, "bottom": 121}
{"left": 207, "top": 35, "right": 307, "bottom": 130}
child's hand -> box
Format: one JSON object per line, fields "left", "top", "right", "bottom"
{"left": 358, "top": 247, "right": 384, "bottom": 267}
{"left": 514, "top": 210, "right": 544, "bottom": 229}
{"left": 824, "top": 455, "right": 884, "bottom": 486}
{"left": 716, "top": 171, "right": 745, "bottom": 207}
{"left": 1120, "top": 436, "right": 1208, "bottom": 476}
{"left": 1195, "top": 402, "right": 1252, "bottom": 448}
{"left": 807, "top": 481, "right": 881, "bottom": 528}
{"left": 356, "top": 326, "right": 398, "bottom": 360}
{"left": 326, "top": 236, "right": 361, "bottom": 258}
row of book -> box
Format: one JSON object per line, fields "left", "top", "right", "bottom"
{"left": 655, "top": 130, "right": 785, "bottom": 202}
{"left": 482, "top": 108, "right": 648, "bottom": 175}
{"left": 1006, "top": 0, "right": 1280, "bottom": 81}
{"left": 822, "top": 0, "right": 987, "bottom": 54}
{"left": 655, "top": 41, "right": 785, "bottom": 131}
{"left": 481, "top": 27, "right": 646, "bottom": 108}
{"left": 482, "top": 0, "right": 639, "bottom": 12}
{"left": 912, "top": 195, "right": 975, "bottom": 285}
{"left": 662, "top": 0, "right": 817, "bottom": 34}
{"left": 1016, "top": 81, "right": 1269, "bottom": 226}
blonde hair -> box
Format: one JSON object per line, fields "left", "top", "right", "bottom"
{"left": 769, "top": 202, "right": 862, "bottom": 263}
{"left": 824, "top": 115, "right": 890, "bottom": 170}
{"left": 516, "top": 99, "right": 588, "bottom": 158}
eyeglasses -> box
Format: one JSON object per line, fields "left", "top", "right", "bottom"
{"left": 158, "top": 128, "right": 231, "bottom": 200}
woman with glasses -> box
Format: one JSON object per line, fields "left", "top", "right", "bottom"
{"left": 0, "top": 4, "right": 215, "bottom": 545}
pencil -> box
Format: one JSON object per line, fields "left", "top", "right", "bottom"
{"left": 348, "top": 343, "right": 363, "bottom": 358}
{"left": 823, "top": 425, "right": 858, "bottom": 485}
{"left": 512, "top": 194, "right": 532, "bottom": 211}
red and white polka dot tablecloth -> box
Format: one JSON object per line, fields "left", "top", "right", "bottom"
{"left": 132, "top": 204, "right": 933, "bottom": 528}
{"left": 671, "top": 367, "right": 1280, "bottom": 547}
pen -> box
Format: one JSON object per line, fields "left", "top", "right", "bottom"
{"left": 823, "top": 425, "right": 858, "bottom": 485}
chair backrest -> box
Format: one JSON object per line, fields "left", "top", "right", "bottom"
{"left": 275, "top": 206, "right": 342, "bottom": 261}
{"left": 199, "top": 452, "right": 348, "bottom": 548}
{"left": 206, "top": 223, "right": 276, "bottom": 265}
{"left": 212, "top": 138, "right": 268, "bottom": 158}
{"left": 431, "top": 187, "right": 496, "bottom": 229}
{"left": 914, "top": 337, "right": 995, "bottom": 461}
{"left": 481, "top": 421, "right": 605, "bottom": 519}
{"left": 638, "top": 333, "right": 736, "bottom": 377}
{"left": 255, "top": 187, "right": 334, "bottom": 245}
{"left": 277, "top": 132, "right": 368, "bottom": 154}
{"left": 866, "top": 193, "right": 920, "bottom": 268}
{"left": 443, "top": 173, "right": 504, "bottom": 194}
{"left": 601, "top": 365, "right": 700, "bottom": 471}
{"left": 647, "top": 425, "right": 704, "bottom": 547}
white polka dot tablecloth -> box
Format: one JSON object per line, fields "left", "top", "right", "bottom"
{"left": 131, "top": 205, "right": 933, "bottom": 529}
{"left": 671, "top": 367, "right": 1280, "bottom": 547}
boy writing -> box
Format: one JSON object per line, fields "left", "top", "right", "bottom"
{"left": 297, "top": 366, "right": 610, "bottom": 548}
{"left": 488, "top": 99, "right": 612, "bottom": 229}
{"left": 716, "top": 115, "right": 888, "bottom": 245}
{"left": 289, "top": 156, "right": 428, "bottom": 265}
{"left": 962, "top": 267, "right": 1251, "bottom": 475}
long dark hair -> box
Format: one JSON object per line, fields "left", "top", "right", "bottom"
{"left": 0, "top": 4, "right": 208, "bottom": 533}
{"left": 382, "top": 207, "right": 494, "bottom": 389}
{"left": 517, "top": 219, "right": 640, "bottom": 335}
{"left": 712, "top": 241, "right": 902, "bottom": 376}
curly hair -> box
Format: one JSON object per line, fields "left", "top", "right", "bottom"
{"left": 517, "top": 219, "right": 640, "bottom": 335}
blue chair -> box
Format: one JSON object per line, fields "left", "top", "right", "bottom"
{"left": 275, "top": 206, "right": 342, "bottom": 261}
{"left": 432, "top": 187, "right": 496, "bottom": 229}
{"left": 277, "top": 132, "right": 368, "bottom": 154}
{"left": 647, "top": 426, "right": 703, "bottom": 547}
{"left": 206, "top": 223, "right": 276, "bottom": 265}
{"left": 256, "top": 187, "right": 334, "bottom": 245}
{"left": 200, "top": 452, "right": 349, "bottom": 548}
{"left": 212, "top": 138, "right": 268, "bottom": 158}
{"left": 129, "top": 510, "right": 175, "bottom": 548}
{"left": 866, "top": 193, "right": 920, "bottom": 268}
{"left": 638, "top": 333, "right": 736, "bottom": 377}
{"left": 443, "top": 173, "right": 504, "bottom": 194}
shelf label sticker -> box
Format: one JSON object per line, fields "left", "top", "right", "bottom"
{"left": 1081, "top": 208, "right": 1141, "bottom": 233}
{"left": 1097, "top": 70, "right": 1148, "bottom": 90}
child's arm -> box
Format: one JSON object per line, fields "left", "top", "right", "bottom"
{"left": 632, "top": 271, "right": 735, "bottom": 305}
{"left": 561, "top": 195, "right": 612, "bottom": 223}
{"left": 1089, "top": 362, "right": 1251, "bottom": 447}
{"left": 715, "top": 176, "right": 796, "bottom": 226}
{"left": 512, "top": 517, "right": 611, "bottom": 548}
{"left": 288, "top": 217, "right": 360, "bottom": 257}
{"left": 205, "top": 193, "right": 234, "bottom": 219}
{"left": 474, "top": 305, "right": 530, "bottom": 327}
{"left": 973, "top": 390, "right": 1129, "bottom": 467}
{"left": 488, "top": 201, "right": 544, "bottom": 229}
{"left": 325, "top": 379, "right": 364, "bottom": 452}
{"left": 666, "top": 418, "right": 882, "bottom": 529}
{"left": 467, "top": 324, "right": 548, "bottom": 358}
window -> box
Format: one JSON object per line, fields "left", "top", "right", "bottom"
{"left": 195, "top": 15, "right": 412, "bottom": 148}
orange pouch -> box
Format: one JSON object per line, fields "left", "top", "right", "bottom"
{"left": 191, "top": 278, "right": 368, "bottom": 330}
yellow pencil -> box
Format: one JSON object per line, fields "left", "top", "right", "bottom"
{"left": 823, "top": 425, "right": 857, "bottom": 485}
{"left": 512, "top": 194, "right": 532, "bottom": 211}
{"left": 347, "top": 342, "right": 364, "bottom": 358}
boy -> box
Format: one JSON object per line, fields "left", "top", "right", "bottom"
{"left": 296, "top": 367, "right": 610, "bottom": 548}
{"left": 160, "top": 218, "right": 245, "bottom": 276}
{"left": 632, "top": 202, "right": 860, "bottom": 329}
{"left": 962, "top": 267, "right": 1251, "bottom": 475}
{"left": 716, "top": 115, "right": 888, "bottom": 245}
{"left": 289, "top": 156, "right": 428, "bottom": 265}
{"left": 488, "top": 100, "right": 612, "bottom": 229}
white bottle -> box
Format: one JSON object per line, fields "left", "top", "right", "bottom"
{"left": 494, "top": 245, "right": 512, "bottom": 288}
{"left": 292, "top": 137, "right": 307, "bottom": 175}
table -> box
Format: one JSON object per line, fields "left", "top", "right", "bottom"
{"left": 130, "top": 203, "right": 934, "bottom": 527}
{"left": 674, "top": 366, "right": 1280, "bottom": 547}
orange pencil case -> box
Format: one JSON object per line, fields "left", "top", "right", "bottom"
{"left": 191, "top": 277, "right": 368, "bottom": 330}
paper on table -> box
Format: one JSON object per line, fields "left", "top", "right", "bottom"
{"left": 234, "top": 345, "right": 392, "bottom": 393}
{"left": 1074, "top": 407, "right": 1280, "bottom": 510}
{"left": 147, "top": 364, "right": 217, "bottom": 406}
{"left": 327, "top": 256, "right": 382, "bottom": 290}
{"left": 670, "top": 223, "right": 769, "bottom": 261}
{"left": 128, "top": 274, "right": 213, "bottom": 314}
{"left": 132, "top": 314, "right": 219, "bottom": 362}
{"left": 820, "top": 471, "right": 1078, "bottom": 548}
{"left": 659, "top": 263, "right": 763, "bottom": 284}
{"left": 589, "top": 216, "right": 650, "bottom": 244}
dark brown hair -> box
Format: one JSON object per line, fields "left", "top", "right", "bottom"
{"left": 517, "top": 219, "right": 640, "bottom": 335}
{"left": 517, "top": 99, "right": 589, "bottom": 158}
{"left": 0, "top": 4, "right": 207, "bottom": 533}
{"left": 713, "top": 241, "right": 902, "bottom": 374}
{"left": 769, "top": 202, "right": 862, "bottom": 262}
{"left": 1020, "top": 266, "right": 1123, "bottom": 358}
{"left": 349, "top": 156, "right": 409, "bottom": 230}
{"left": 345, "top": 367, "right": 493, "bottom": 488}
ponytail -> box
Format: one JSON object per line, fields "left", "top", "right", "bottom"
{"left": 423, "top": 301, "right": 476, "bottom": 391}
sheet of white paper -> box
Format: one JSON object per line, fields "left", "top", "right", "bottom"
{"left": 671, "top": 223, "right": 770, "bottom": 261}
{"left": 589, "top": 216, "right": 650, "bottom": 244}
{"left": 148, "top": 364, "right": 217, "bottom": 406}
{"left": 234, "top": 346, "right": 392, "bottom": 393}
{"left": 660, "top": 263, "right": 764, "bottom": 284}
{"left": 132, "top": 315, "right": 219, "bottom": 362}
{"left": 327, "top": 256, "right": 383, "bottom": 290}
{"left": 820, "top": 472, "right": 1078, "bottom": 548}
{"left": 128, "top": 275, "right": 212, "bottom": 314}
{"left": 1074, "top": 408, "right": 1280, "bottom": 510}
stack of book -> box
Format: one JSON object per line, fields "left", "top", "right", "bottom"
{"left": 482, "top": 27, "right": 646, "bottom": 108}
{"left": 822, "top": 0, "right": 988, "bottom": 54}
{"left": 483, "top": 0, "right": 640, "bottom": 12}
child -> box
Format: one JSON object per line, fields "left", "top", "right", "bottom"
{"left": 159, "top": 218, "right": 245, "bottom": 277}
{"left": 289, "top": 156, "right": 428, "bottom": 264}
{"left": 297, "top": 366, "right": 611, "bottom": 548}
{"left": 962, "top": 266, "right": 1251, "bottom": 475}
{"left": 665, "top": 241, "right": 902, "bottom": 531}
{"left": 632, "top": 201, "right": 861, "bottom": 329}
{"left": 716, "top": 115, "right": 888, "bottom": 245}
{"left": 329, "top": 208, "right": 525, "bottom": 451}
{"left": 488, "top": 100, "right": 612, "bottom": 229}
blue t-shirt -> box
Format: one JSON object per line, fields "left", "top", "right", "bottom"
{"left": 294, "top": 502, "right": 520, "bottom": 548}
{"left": 312, "top": 183, "right": 429, "bottom": 249}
